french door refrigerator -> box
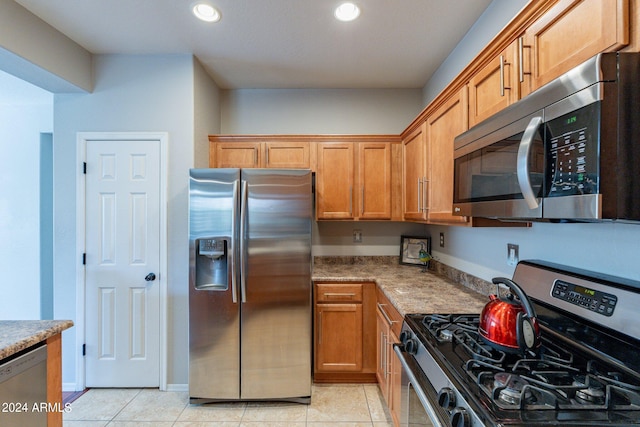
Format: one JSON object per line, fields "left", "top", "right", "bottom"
{"left": 188, "top": 168, "right": 312, "bottom": 403}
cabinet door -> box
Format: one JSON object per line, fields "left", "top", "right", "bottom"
{"left": 522, "top": 0, "right": 629, "bottom": 97}
{"left": 468, "top": 43, "right": 518, "bottom": 127}
{"left": 213, "top": 142, "right": 261, "bottom": 168}
{"left": 264, "top": 141, "right": 310, "bottom": 169}
{"left": 316, "top": 142, "right": 355, "bottom": 219}
{"left": 359, "top": 143, "right": 391, "bottom": 220}
{"left": 315, "top": 303, "right": 363, "bottom": 372}
{"left": 389, "top": 329, "right": 402, "bottom": 427}
{"left": 425, "top": 88, "right": 469, "bottom": 224}
{"left": 402, "top": 124, "right": 428, "bottom": 221}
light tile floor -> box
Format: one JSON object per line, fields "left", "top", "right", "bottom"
{"left": 63, "top": 383, "right": 394, "bottom": 426}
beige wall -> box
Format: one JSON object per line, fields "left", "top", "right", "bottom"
{"left": 0, "top": 0, "right": 92, "bottom": 92}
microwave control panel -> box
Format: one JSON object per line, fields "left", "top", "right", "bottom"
{"left": 547, "top": 103, "right": 599, "bottom": 197}
{"left": 552, "top": 279, "right": 617, "bottom": 316}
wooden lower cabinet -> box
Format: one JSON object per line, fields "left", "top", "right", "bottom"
{"left": 376, "top": 288, "right": 403, "bottom": 426}
{"left": 47, "top": 334, "right": 63, "bottom": 427}
{"left": 314, "top": 282, "right": 377, "bottom": 383}
{"left": 313, "top": 282, "right": 403, "bottom": 422}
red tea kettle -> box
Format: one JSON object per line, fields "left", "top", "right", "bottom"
{"left": 478, "top": 277, "right": 541, "bottom": 353}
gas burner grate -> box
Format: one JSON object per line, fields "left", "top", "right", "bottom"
{"left": 421, "top": 314, "right": 479, "bottom": 342}
{"left": 454, "top": 328, "right": 506, "bottom": 364}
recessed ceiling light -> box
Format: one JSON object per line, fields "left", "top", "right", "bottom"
{"left": 192, "top": 3, "right": 221, "bottom": 23}
{"left": 334, "top": 2, "right": 360, "bottom": 22}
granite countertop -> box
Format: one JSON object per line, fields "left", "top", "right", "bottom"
{"left": 0, "top": 320, "right": 74, "bottom": 360}
{"left": 313, "top": 263, "right": 489, "bottom": 316}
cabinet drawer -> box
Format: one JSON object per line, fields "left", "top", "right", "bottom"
{"left": 316, "top": 283, "right": 363, "bottom": 303}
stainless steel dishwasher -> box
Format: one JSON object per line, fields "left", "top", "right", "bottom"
{"left": 0, "top": 344, "right": 47, "bottom": 426}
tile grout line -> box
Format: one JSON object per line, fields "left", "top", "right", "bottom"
{"left": 109, "top": 388, "right": 143, "bottom": 423}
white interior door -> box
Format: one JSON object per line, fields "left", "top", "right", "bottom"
{"left": 85, "top": 139, "right": 160, "bottom": 387}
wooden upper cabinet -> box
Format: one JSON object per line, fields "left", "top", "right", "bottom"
{"left": 402, "top": 123, "right": 428, "bottom": 221}
{"left": 521, "top": 0, "right": 629, "bottom": 97}
{"left": 402, "top": 89, "right": 469, "bottom": 225}
{"left": 316, "top": 139, "right": 396, "bottom": 220}
{"left": 209, "top": 138, "right": 311, "bottom": 169}
{"left": 264, "top": 141, "right": 310, "bottom": 169}
{"left": 358, "top": 143, "right": 391, "bottom": 220}
{"left": 468, "top": 42, "right": 519, "bottom": 127}
{"left": 425, "top": 88, "right": 469, "bottom": 224}
{"left": 212, "top": 142, "right": 261, "bottom": 168}
{"left": 316, "top": 142, "right": 355, "bottom": 219}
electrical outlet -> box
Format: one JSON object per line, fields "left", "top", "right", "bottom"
{"left": 439, "top": 232, "right": 445, "bottom": 248}
{"left": 353, "top": 229, "right": 362, "bottom": 243}
{"left": 507, "top": 243, "right": 519, "bottom": 266}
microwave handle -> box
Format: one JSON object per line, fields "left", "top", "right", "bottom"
{"left": 517, "top": 116, "right": 542, "bottom": 210}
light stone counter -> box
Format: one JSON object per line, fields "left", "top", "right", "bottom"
{"left": 312, "top": 258, "right": 490, "bottom": 316}
{"left": 0, "top": 320, "right": 73, "bottom": 360}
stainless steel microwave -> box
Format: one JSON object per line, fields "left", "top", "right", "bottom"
{"left": 453, "top": 53, "right": 640, "bottom": 222}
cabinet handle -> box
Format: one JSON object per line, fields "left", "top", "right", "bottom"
{"left": 518, "top": 36, "right": 531, "bottom": 83}
{"left": 386, "top": 339, "right": 392, "bottom": 377}
{"left": 422, "top": 177, "right": 429, "bottom": 212}
{"left": 324, "top": 292, "right": 356, "bottom": 299}
{"left": 500, "top": 55, "right": 506, "bottom": 97}
{"left": 377, "top": 303, "right": 398, "bottom": 326}
{"left": 417, "top": 178, "right": 422, "bottom": 212}
{"left": 266, "top": 147, "right": 269, "bottom": 166}
{"left": 349, "top": 186, "right": 353, "bottom": 216}
{"left": 378, "top": 331, "right": 386, "bottom": 372}
{"left": 500, "top": 55, "right": 512, "bottom": 97}
{"left": 380, "top": 331, "right": 387, "bottom": 372}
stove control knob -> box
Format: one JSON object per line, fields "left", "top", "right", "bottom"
{"left": 437, "top": 387, "right": 456, "bottom": 410}
{"left": 404, "top": 338, "right": 418, "bottom": 355}
{"left": 399, "top": 331, "right": 410, "bottom": 343}
{"left": 450, "top": 407, "right": 470, "bottom": 427}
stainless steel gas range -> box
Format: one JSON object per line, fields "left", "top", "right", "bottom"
{"left": 395, "top": 260, "right": 640, "bottom": 427}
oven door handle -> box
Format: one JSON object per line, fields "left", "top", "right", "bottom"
{"left": 393, "top": 344, "right": 447, "bottom": 427}
{"left": 517, "top": 115, "right": 543, "bottom": 210}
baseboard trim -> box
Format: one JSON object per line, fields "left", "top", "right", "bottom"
{"left": 167, "top": 383, "right": 189, "bottom": 392}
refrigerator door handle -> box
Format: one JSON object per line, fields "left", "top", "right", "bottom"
{"left": 239, "top": 180, "right": 248, "bottom": 303}
{"left": 230, "top": 180, "right": 238, "bottom": 303}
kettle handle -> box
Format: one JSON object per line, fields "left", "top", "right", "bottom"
{"left": 492, "top": 277, "right": 537, "bottom": 320}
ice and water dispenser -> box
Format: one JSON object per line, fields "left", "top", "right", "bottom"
{"left": 194, "top": 237, "right": 229, "bottom": 290}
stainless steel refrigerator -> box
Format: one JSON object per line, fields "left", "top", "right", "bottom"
{"left": 188, "top": 168, "right": 312, "bottom": 403}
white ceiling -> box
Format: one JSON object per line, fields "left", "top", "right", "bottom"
{"left": 12, "top": 0, "right": 493, "bottom": 90}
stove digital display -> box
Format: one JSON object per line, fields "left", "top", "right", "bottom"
{"left": 574, "top": 285, "right": 596, "bottom": 296}
{"left": 552, "top": 280, "right": 617, "bottom": 316}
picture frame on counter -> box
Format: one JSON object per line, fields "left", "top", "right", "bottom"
{"left": 400, "top": 235, "right": 432, "bottom": 266}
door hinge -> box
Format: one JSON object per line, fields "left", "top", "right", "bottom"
{"left": 82, "top": 253, "right": 86, "bottom": 265}
{"left": 82, "top": 344, "right": 86, "bottom": 356}
{"left": 83, "top": 162, "right": 87, "bottom": 174}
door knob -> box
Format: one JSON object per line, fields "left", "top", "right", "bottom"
{"left": 145, "top": 273, "right": 157, "bottom": 282}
